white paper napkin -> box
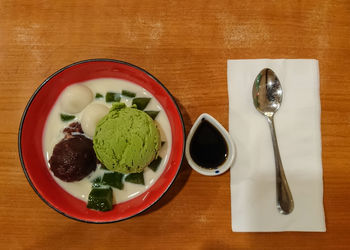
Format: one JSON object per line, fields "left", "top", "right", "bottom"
{"left": 228, "top": 59, "right": 326, "bottom": 232}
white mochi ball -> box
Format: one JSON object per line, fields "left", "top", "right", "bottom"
{"left": 60, "top": 84, "right": 93, "bottom": 114}
{"left": 81, "top": 103, "right": 109, "bottom": 138}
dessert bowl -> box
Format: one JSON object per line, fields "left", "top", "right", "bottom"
{"left": 18, "top": 59, "right": 185, "bottom": 223}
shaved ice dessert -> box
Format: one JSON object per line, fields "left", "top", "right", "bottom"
{"left": 43, "top": 78, "right": 172, "bottom": 211}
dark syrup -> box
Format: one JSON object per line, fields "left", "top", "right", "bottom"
{"left": 189, "top": 119, "right": 228, "bottom": 169}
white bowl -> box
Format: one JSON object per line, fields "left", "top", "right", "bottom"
{"left": 185, "top": 113, "right": 235, "bottom": 176}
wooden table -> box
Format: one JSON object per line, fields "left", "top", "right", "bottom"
{"left": 1, "top": 0, "right": 349, "bottom": 249}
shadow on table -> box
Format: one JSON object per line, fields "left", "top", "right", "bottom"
{"left": 141, "top": 98, "right": 192, "bottom": 215}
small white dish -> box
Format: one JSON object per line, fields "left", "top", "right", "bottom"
{"left": 185, "top": 113, "right": 235, "bottom": 176}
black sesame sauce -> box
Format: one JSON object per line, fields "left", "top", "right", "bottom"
{"left": 189, "top": 119, "right": 228, "bottom": 169}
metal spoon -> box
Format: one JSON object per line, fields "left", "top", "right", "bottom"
{"left": 252, "top": 68, "right": 294, "bottom": 214}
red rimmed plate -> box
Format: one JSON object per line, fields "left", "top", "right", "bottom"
{"left": 18, "top": 59, "right": 185, "bottom": 223}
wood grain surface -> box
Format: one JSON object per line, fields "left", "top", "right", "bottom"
{"left": 1, "top": 0, "right": 350, "bottom": 249}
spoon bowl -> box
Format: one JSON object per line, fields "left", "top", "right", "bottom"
{"left": 252, "top": 68, "right": 294, "bottom": 215}
{"left": 253, "top": 68, "right": 283, "bottom": 117}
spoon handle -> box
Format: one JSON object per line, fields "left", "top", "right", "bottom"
{"left": 267, "top": 116, "right": 294, "bottom": 214}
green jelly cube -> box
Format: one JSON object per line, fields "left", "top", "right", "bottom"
{"left": 105, "top": 92, "right": 121, "bottom": 102}
{"left": 87, "top": 187, "right": 113, "bottom": 212}
{"left": 92, "top": 176, "right": 102, "bottom": 187}
{"left": 144, "top": 110, "right": 160, "bottom": 120}
{"left": 148, "top": 157, "right": 162, "bottom": 172}
{"left": 102, "top": 172, "right": 124, "bottom": 190}
{"left": 125, "top": 172, "right": 145, "bottom": 185}
{"left": 95, "top": 93, "right": 103, "bottom": 98}
{"left": 60, "top": 113, "right": 75, "bottom": 122}
{"left": 132, "top": 98, "right": 151, "bottom": 110}
{"left": 121, "top": 90, "right": 136, "bottom": 98}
